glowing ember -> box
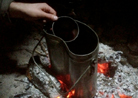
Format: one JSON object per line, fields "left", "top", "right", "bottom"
{"left": 67, "top": 90, "right": 75, "bottom": 98}
{"left": 119, "top": 94, "right": 132, "bottom": 98}
{"left": 57, "top": 75, "right": 71, "bottom": 91}
{"left": 48, "top": 64, "right": 52, "bottom": 68}
{"left": 97, "top": 63, "right": 109, "bottom": 75}
{"left": 99, "top": 91, "right": 104, "bottom": 95}
{"left": 111, "top": 94, "right": 114, "bottom": 98}
{"left": 57, "top": 75, "right": 75, "bottom": 98}
{"left": 58, "top": 79, "right": 68, "bottom": 91}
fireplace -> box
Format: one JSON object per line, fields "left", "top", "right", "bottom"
{"left": 0, "top": 1, "right": 138, "bottom": 98}
{"left": 24, "top": 38, "right": 138, "bottom": 98}
{"left": 24, "top": 1, "right": 138, "bottom": 98}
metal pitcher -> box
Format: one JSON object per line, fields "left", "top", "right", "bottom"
{"left": 43, "top": 16, "right": 99, "bottom": 98}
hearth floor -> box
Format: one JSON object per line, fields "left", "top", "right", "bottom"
{"left": 0, "top": 31, "right": 43, "bottom": 98}
{"left": 0, "top": 19, "right": 138, "bottom": 98}
{"left": 0, "top": 31, "right": 138, "bottom": 98}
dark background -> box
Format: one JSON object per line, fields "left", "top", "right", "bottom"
{"left": 0, "top": 0, "right": 138, "bottom": 73}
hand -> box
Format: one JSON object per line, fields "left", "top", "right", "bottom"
{"left": 9, "top": 2, "right": 58, "bottom": 22}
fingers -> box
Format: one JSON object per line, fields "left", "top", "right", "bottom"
{"left": 41, "top": 3, "right": 57, "bottom": 15}
{"left": 38, "top": 3, "right": 58, "bottom": 21}
{"left": 40, "top": 11, "right": 58, "bottom": 21}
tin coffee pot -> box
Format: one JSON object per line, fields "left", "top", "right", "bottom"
{"left": 36, "top": 16, "right": 99, "bottom": 98}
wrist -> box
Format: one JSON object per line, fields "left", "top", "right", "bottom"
{"left": 9, "top": 2, "right": 25, "bottom": 19}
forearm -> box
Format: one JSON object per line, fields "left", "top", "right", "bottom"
{"left": 8, "top": 2, "right": 58, "bottom": 21}
{"left": 0, "top": 1, "right": 58, "bottom": 22}
{"left": 9, "top": 2, "right": 26, "bottom": 19}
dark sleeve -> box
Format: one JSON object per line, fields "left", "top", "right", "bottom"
{"left": 0, "top": 0, "right": 14, "bottom": 15}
